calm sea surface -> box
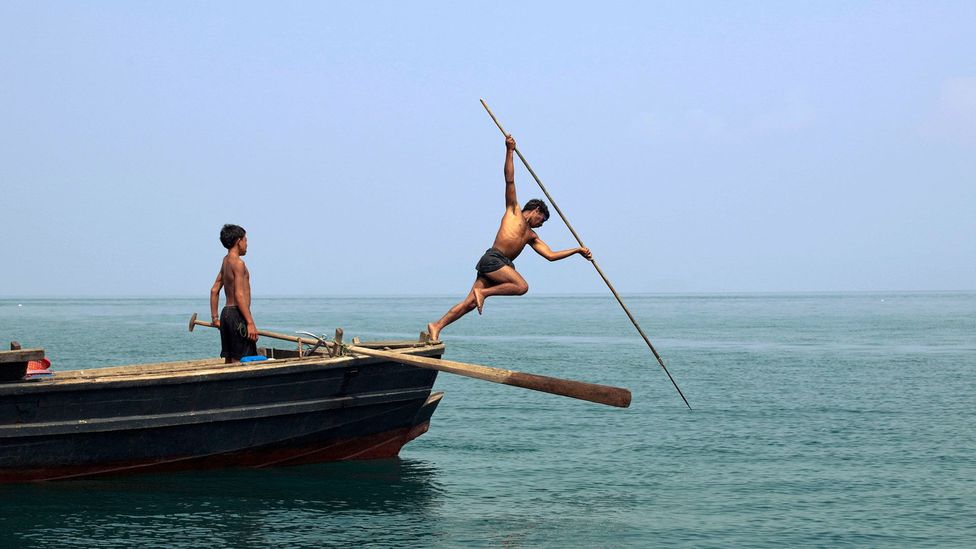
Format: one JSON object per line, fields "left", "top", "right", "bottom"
{"left": 0, "top": 293, "right": 973, "bottom": 548}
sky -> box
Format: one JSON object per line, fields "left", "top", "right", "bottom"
{"left": 1, "top": 1, "right": 974, "bottom": 296}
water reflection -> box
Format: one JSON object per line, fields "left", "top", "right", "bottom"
{"left": 0, "top": 459, "right": 443, "bottom": 547}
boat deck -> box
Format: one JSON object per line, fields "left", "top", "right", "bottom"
{"left": 0, "top": 340, "right": 445, "bottom": 394}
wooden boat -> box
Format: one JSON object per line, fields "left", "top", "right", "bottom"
{"left": 0, "top": 340, "right": 444, "bottom": 483}
{"left": 0, "top": 314, "right": 631, "bottom": 483}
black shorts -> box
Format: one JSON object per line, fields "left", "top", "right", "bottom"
{"left": 220, "top": 306, "right": 257, "bottom": 360}
{"left": 475, "top": 248, "right": 515, "bottom": 277}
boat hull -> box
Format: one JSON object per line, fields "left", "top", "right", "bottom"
{"left": 0, "top": 344, "right": 444, "bottom": 482}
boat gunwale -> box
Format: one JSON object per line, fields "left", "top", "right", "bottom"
{"left": 0, "top": 341, "right": 445, "bottom": 396}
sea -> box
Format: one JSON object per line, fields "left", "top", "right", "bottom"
{"left": 0, "top": 293, "right": 972, "bottom": 548}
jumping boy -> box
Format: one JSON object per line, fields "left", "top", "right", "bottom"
{"left": 210, "top": 224, "right": 258, "bottom": 363}
{"left": 426, "top": 135, "right": 591, "bottom": 341}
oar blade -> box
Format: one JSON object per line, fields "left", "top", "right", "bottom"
{"left": 350, "top": 346, "right": 631, "bottom": 409}
{"left": 509, "top": 371, "right": 631, "bottom": 408}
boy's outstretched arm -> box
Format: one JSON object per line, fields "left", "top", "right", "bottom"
{"left": 529, "top": 236, "right": 592, "bottom": 262}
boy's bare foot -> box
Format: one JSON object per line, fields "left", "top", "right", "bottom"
{"left": 426, "top": 322, "right": 440, "bottom": 342}
{"left": 474, "top": 288, "right": 485, "bottom": 314}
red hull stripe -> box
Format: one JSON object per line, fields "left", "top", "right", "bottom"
{"left": 0, "top": 421, "right": 431, "bottom": 483}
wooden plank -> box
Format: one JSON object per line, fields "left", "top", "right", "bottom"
{"left": 0, "top": 349, "right": 44, "bottom": 363}
{"left": 52, "top": 340, "right": 439, "bottom": 379}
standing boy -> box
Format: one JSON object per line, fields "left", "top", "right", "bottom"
{"left": 210, "top": 224, "right": 258, "bottom": 362}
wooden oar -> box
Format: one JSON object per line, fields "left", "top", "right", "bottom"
{"left": 188, "top": 314, "right": 631, "bottom": 408}
{"left": 346, "top": 346, "right": 630, "bottom": 408}
{"left": 479, "top": 99, "right": 692, "bottom": 410}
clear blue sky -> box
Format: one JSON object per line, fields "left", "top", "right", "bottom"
{"left": 1, "top": 1, "right": 973, "bottom": 296}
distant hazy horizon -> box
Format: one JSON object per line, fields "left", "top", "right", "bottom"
{"left": 2, "top": 290, "right": 973, "bottom": 300}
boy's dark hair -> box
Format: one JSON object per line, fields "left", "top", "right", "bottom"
{"left": 522, "top": 199, "right": 550, "bottom": 222}
{"left": 220, "top": 224, "right": 246, "bottom": 249}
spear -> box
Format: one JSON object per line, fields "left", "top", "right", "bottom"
{"left": 479, "top": 99, "right": 692, "bottom": 410}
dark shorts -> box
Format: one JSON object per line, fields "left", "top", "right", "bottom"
{"left": 220, "top": 306, "right": 257, "bottom": 360}
{"left": 475, "top": 248, "right": 515, "bottom": 277}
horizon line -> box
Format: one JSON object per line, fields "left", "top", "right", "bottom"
{"left": 2, "top": 289, "right": 974, "bottom": 300}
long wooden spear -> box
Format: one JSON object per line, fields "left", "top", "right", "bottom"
{"left": 479, "top": 99, "right": 692, "bottom": 410}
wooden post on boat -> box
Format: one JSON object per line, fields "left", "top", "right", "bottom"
{"left": 0, "top": 346, "right": 44, "bottom": 382}
{"left": 188, "top": 314, "right": 631, "bottom": 408}
{"left": 479, "top": 99, "right": 692, "bottom": 410}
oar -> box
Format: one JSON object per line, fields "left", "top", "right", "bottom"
{"left": 479, "top": 99, "right": 692, "bottom": 410}
{"left": 188, "top": 314, "right": 631, "bottom": 408}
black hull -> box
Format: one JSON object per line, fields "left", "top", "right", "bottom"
{"left": 0, "top": 344, "right": 444, "bottom": 482}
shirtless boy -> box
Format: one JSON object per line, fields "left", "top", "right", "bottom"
{"left": 210, "top": 224, "right": 258, "bottom": 363}
{"left": 426, "top": 135, "right": 592, "bottom": 341}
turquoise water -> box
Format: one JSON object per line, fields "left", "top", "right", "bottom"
{"left": 0, "top": 293, "right": 973, "bottom": 547}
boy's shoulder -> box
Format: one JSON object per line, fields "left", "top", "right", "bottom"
{"left": 221, "top": 254, "right": 244, "bottom": 269}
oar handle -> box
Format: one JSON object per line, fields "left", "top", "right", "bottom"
{"left": 188, "top": 313, "right": 334, "bottom": 347}
{"left": 479, "top": 99, "right": 692, "bottom": 410}
{"left": 188, "top": 314, "right": 630, "bottom": 408}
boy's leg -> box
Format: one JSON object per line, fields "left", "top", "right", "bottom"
{"left": 427, "top": 277, "right": 490, "bottom": 341}
{"left": 474, "top": 266, "right": 528, "bottom": 313}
